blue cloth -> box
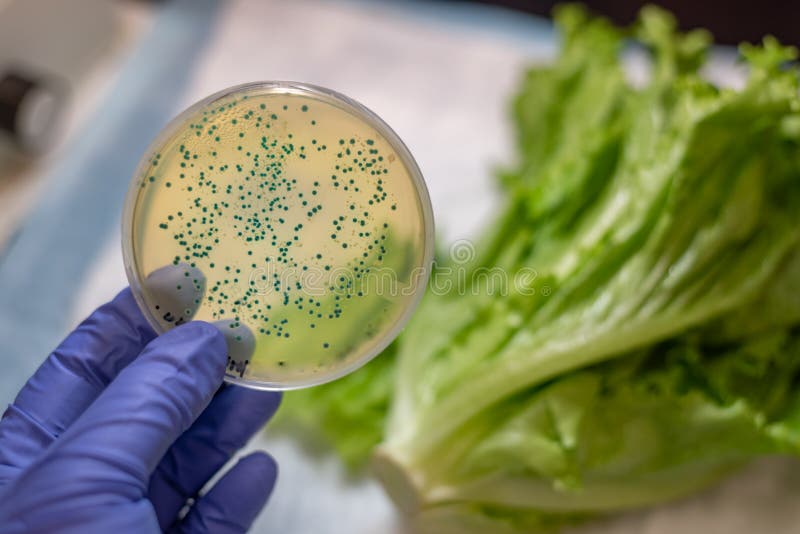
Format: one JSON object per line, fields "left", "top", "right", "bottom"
{"left": 0, "top": 0, "right": 223, "bottom": 406}
{"left": 0, "top": 288, "right": 281, "bottom": 533}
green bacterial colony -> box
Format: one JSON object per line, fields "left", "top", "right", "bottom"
{"left": 128, "top": 87, "right": 428, "bottom": 387}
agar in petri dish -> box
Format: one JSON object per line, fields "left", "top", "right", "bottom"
{"left": 122, "top": 82, "right": 434, "bottom": 390}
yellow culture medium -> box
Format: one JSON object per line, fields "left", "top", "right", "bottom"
{"left": 123, "top": 82, "right": 433, "bottom": 389}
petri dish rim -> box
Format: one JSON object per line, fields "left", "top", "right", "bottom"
{"left": 121, "top": 80, "right": 435, "bottom": 391}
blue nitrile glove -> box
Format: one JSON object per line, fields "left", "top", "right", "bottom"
{"left": 0, "top": 288, "right": 281, "bottom": 533}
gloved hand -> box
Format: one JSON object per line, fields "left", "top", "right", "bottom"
{"left": 0, "top": 288, "right": 281, "bottom": 533}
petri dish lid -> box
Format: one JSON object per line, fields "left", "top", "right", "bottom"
{"left": 122, "top": 81, "right": 434, "bottom": 390}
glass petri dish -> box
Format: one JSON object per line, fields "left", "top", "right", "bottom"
{"left": 122, "top": 81, "right": 434, "bottom": 390}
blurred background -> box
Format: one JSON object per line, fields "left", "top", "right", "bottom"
{"left": 1, "top": 1, "right": 799, "bottom": 533}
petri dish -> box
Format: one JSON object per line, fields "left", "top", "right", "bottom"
{"left": 122, "top": 81, "right": 434, "bottom": 390}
